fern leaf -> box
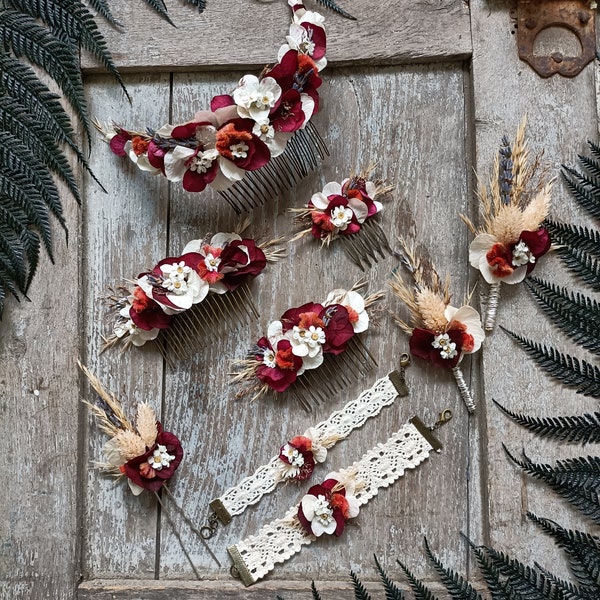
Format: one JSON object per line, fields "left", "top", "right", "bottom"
{"left": 501, "top": 327, "right": 600, "bottom": 398}
{"left": 504, "top": 447, "right": 600, "bottom": 525}
{"left": 533, "top": 564, "right": 597, "bottom": 600}
{"left": 374, "top": 555, "right": 405, "bottom": 600}
{"left": 554, "top": 246, "right": 600, "bottom": 293}
{"left": 349, "top": 571, "right": 372, "bottom": 600}
{"left": 6, "top": 0, "right": 129, "bottom": 100}
{"left": 0, "top": 10, "right": 91, "bottom": 140}
{"left": 0, "top": 96, "right": 80, "bottom": 203}
{"left": 544, "top": 221, "right": 600, "bottom": 260}
{"left": 525, "top": 279, "right": 600, "bottom": 354}
{"left": 0, "top": 224, "right": 26, "bottom": 291}
{"left": 86, "top": 0, "right": 123, "bottom": 27}
{"left": 142, "top": 0, "right": 176, "bottom": 26}
{"left": 311, "top": 581, "right": 323, "bottom": 600}
{"left": 423, "top": 538, "right": 484, "bottom": 600}
{"left": 396, "top": 559, "right": 441, "bottom": 600}
{"left": 577, "top": 152, "right": 600, "bottom": 180}
{"left": 562, "top": 164, "right": 600, "bottom": 221}
{"left": 315, "top": 0, "right": 356, "bottom": 19}
{"left": 181, "top": 0, "right": 207, "bottom": 11}
{"left": 463, "top": 537, "right": 515, "bottom": 600}
{"left": 493, "top": 399, "right": 600, "bottom": 444}
{"left": 527, "top": 513, "right": 600, "bottom": 591}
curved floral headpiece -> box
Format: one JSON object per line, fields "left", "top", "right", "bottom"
{"left": 292, "top": 170, "right": 392, "bottom": 269}
{"left": 390, "top": 240, "right": 485, "bottom": 412}
{"left": 462, "top": 118, "right": 553, "bottom": 330}
{"left": 105, "top": 228, "right": 284, "bottom": 356}
{"left": 232, "top": 286, "right": 382, "bottom": 404}
{"left": 96, "top": 1, "right": 328, "bottom": 212}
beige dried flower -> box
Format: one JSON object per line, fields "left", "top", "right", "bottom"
{"left": 416, "top": 289, "right": 449, "bottom": 333}
{"left": 114, "top": 429, "right": 147, "bottom": 461}
{"left": 136, "top": 403, "right": 158, "bottom": 448}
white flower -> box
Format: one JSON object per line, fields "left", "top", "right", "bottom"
{"left": 469, "top": 233, "right": 528, "bottom": 285}
{"left": 303, "top": 427, "right": 327, "bottom": 462}
{"left": 432, "top": 333, "right": 457, "bottom": 360}
{"left": 262, "top": 347, "right": 277, "bottom": 368}
{"left": 281, "top": 443, "right": 305, "bottom": 467}
{"left": 252, "top": 119, "right": 291, "bottom": 157}
{"left": 292, "top": 324, "right": 325, "bottom": 358}
{"left": 323, "top": 289, "right": 369, "bottom": 333}
{"left": 512, "top": 240, "right": 535, "bottom": 266}
{"left": 301, "top": 494, "right": 336, "bottom": 536}
{"left": 233, "top": 75, "right": 281, "bottom": 121}
{"left": 188, "top": 149, "right": 219, "bottom": 174}
{"left": 114, "top": 305, "right": 160, "bottom": 347}
{"left": 444, "top": 305, "right": 485, "bottom": 355}
{"left": 230, "top": 142, "right": 249, "bottom": 159}
{"left": 124, "top": 140, "right": 160, "bottom": 174}
{"left": 147, "top": 444, "right": 176, "bottom": 470}
{"left": 330, "top": 205, "right": 353, "bottom": 229}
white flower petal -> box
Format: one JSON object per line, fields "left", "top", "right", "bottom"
{"left": 347, "top": 197, "right": 369, "bottom": 223}
{"left": 322, "top": 181, "right": 342, "bottom": 197}
{"left": 211, "top": 232, "right": 241, "bottom": 247}
{"left": 301, "top": 351, "right": 323, "bottom": 370}
{"left": 312, "top": 519, "right": 336, "bottom": 537}
{"left": 446, "top": 305, "right": 485, "bottom": 353}
{"left": 267, "top": 320, "right": 284, "bottom": 342}
{"left": 345, "top": 494, "right": 360, "bottom": 519}
{"left": 311, "top": 192, "right": 331, "bottom": 210}
{"left": 218, "top": 156, "right": 245, "bottom": 182}
{"left": 301, "top": 494, "right": 317, "bottom": 521}
{"left": 127, "top": 480, "right": 146, "bottom": 496}
{"left": 164, "top": 146, "right": 195, "bottom": 182}
{"left": 300, "top": 94, "right": 315, "bottom": 124}
{"left": 469, "top": 233, "right": 497, "bottom": 268}
{"left": 182, "top": 239, "right": 203, "bottom": 254}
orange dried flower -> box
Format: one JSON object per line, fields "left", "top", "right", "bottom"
{"left": 131, "top": 136, "right": 149, "bottom": 156}
{"left": 298, "top": 312, "right": 325, "bottom": 330}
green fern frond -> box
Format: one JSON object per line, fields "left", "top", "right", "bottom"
{"left": 349, "top": 571, "right": 372, "bottom": 600}
{"left": 555, "top": 246, "right": 600, "bottom": 293}
{"left": 0, "top": 96, "right": 80, "bottom": 202}
{"left": 577, "top": 151, "right": 600, "bottom": 180}
{"left": 86, "top": 0, "right": 123, "bottom": 27}
{"left": 396, "top": 559, "right": 441, "bottom": 600}
{"left": 545, "top": 221, "right": 600, "bottom": 260}
{"left": 525, "top": 279, "right": 600, "bottom": 355}
{"left": 527, "top": 513, "right": 600, "bottom": 591}
{"left": 423, "top": 538, "right": 484, "bottom": 600}
{"left": 311, "top": 581, "right": 323, "bottom": 600}
{"left": 181, "top": 0, "right": 207, "bottom": 11}
{"left": 315, "top": 0, "right": 356, "bottom": 19}
{"left": 504, "top": 447, "right": 600, "bottom": 524}
{"left": 0, "top": 10, "right": 91, "bottom": 142}
{"left": 6, "top": 0, "right": 129, "bottom": 101}
{"left": 501, "top": 327, "right": 600, "bottom": 398}
{"left": 373, "top": 555, "right": 405, "bottom": 600}
{"left": 493, "top": 399, "right": 600, "bottom": 444}
{"left": 142, "top": 0, "right": 176, "bottom": 26}
{"left": 462, "top": 537, "right": 513, "bottom": 600}
{"left": 562, "top": 163, "right": 600, "bottom": 221}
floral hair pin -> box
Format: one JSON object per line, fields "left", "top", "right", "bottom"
{"left": 462, "top": 118, "right": 553, "bottom": 331}
{"left": 227, "top": 409, "right": 452, "bottom": 586}
{"left": 291, "top": 169, "right": 393, "bottom": 270}
{"left": 390, "top": 240, "right": 485, "bottom": 413}
{"left": 80, "top": 363, "right": 221, "bottom": 575}
{"left": 95, "top": 0, "right": 329, "bottom": 214}
{"left": 104, "top": 225, "right": 284, "bottom": 361}
{"left": 206, "top": 366, "right": 409, "bottom": 532}
{"left": 231, "top": 284, "right": 383, "bottom": 410}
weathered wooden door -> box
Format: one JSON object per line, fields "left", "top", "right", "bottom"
{"left": 1, "top": 0, "right": 598, "bottom": 598}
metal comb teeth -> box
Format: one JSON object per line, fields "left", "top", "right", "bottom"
{"left": 338, "top": 218, "right": 393, "bottom": 271}
{"left": 156, "top": 283, "right": 258, "bottom": 363}
{"left": 290, "top": 336, "right": 378, "bottom": 412}
{"left": 219, "top": 123, "right": 329, "bottom": 214}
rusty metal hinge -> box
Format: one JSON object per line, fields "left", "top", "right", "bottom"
{"left": 517, "top": 0, "right": 596, "bottom": 77}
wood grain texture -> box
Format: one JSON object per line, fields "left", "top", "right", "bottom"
{"left": 80, "top": 0, "right": 471, "bottom": 73}
{"left": 0, "top": 168, "right": 81, "bottom": 596}
{"left": 469, "top": 0, "right": 599, "bottom": 578}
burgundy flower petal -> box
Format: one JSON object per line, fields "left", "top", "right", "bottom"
{"left": 220, "top": 240, "right": 267, "bottom": 290}
{"left": 182, "top": 160, "right": 218, "bottom": 192}
{"left": 519, "top": 228, "right": 551, "bottom": 273}
{"left": 303, "top": 23, "right": 326, "bottom": 60}
{"left": 320, "top": 305, "right": 354, "bottom": 355}
{"left": 256, "top": 363, "right": 298, "bottom": 392}
{"left": 211, "top": 94, "right": 235, "bottom": 111}
{"left": 270, "top": 89, "right": 305, "bottom": 132}
{"left": 280, "top": 303, "right": 325, "bottom": 331}
{"left": 129, "top": 303, "right": 172, "bottom": 331}
{"left": 332, "top": 508, "right": 346, "bottom": 536}
{"left": 295, "top": 452, "right": 315, "bottom": 481}
{"left": 171, "top": 121, "right": 211, "bottom": 140}
{"left": 409, "top": 328, "right": 436, "bottom": 361}
{"left": 109, "top": 130, "right": 132, "bottom": 156}
{"left": 147, "top": 141, "right": 166, "bottom": 171}
{"left": 297, "top": 503, "right": 312, "bottom": 534}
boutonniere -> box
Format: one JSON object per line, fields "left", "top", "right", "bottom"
{"left": 104, "top": 226, "right": 284, "bottom": 359}
{"left": 95, "top": 0, "right": 329, "bottom": 213}
{"left": 81, "top": 364, "right": 220, "bottom": 574}
{"left": 390, "top": 240, "right": 485, "bottom": 412}
{"left": 462, "top": 118, "right": 553, "bottom": 331}
{"left": 232, "top": 285, "right": 382, "bottom": 408}
{"left": 292, "top": 169, "right": 392, "bottom": 269}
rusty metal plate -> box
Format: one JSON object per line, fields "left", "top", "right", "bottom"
{"left": 517, "top": 0, "right": 596, "bottom": 77}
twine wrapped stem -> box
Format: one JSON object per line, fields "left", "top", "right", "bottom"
{"left": 451, "top": 366, "right": 476, "bottom": 413}
{"left": 484, "top": 282, "right": 501, "bottom": 331}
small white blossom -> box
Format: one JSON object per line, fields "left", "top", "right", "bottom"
{"left": 230, "top": 142, "right": 249, "bottom": 159}
{"left": 432, "top": 333, "right": 457, "bottom": 359}
{"left": 252, "top": 120, "right": 275, "bottom": 140}
{"left": 262, "top": 348, "right": 277, "bottom": 368}
{"left": 204, "top": 253, "right": 221, "bottom": 272}
{"left": 148, "top": 444, "right": 175, "bottom": 470}
{"left": 330, "top": 205, "right": 353, "bottom": 229}
{"left": 512, "top": 240, "right": 535, "bottom": 267}
{"left": 233, "top": 75, "right": 281, "bottom": 121}
{"left": 281, "top": 443, "right": 305, "bottom": 467}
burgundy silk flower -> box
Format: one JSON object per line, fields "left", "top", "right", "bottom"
{"left": 321, "top": 305, "right": 354, "bottom": 354}
{"left": 109, "top": 130, "right": 132, "bottom": 156}
{"left": 279, "top": 440, "right": 316, "bottom": 481}
{"left": 517, "top": 228, "right": 551, "bottom": 273}
{"left": 215, "top": 118, "right": 271, "bottom": 171}
{"left": 219, "top": 240, "right": 267, "bottom": 290}
{"left": 280, "top": 302, "right": 325, "bottom": 332}
{"left": 182, "top": 155, "right": 219, "bottom": 193}
{"left": 129, "top": 301, "right": 172, "bottom": 331}
{"left": 270, "top": 89, "right": 306, "bottom": 133}
{"left": 326, "top": 196, "right": 362, "bottom": 234}
{"left": 122, "top": 426, "right": 184, "bottom": 492}
{"left": 268, "top": 50, "right": 322, "bottom": 106}
{"left": 409, "top": 327, "right": 465, "bottom": 369}
{"left": 297, "top": 479, "right": 347, "bottom": 537}
{"left": 301, "top": 22, "right": 326, "bottom": 60}
{"left": 256, "top": 338, "right": 303, "bottom": 392}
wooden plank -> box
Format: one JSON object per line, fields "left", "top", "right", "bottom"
{"left": 152, "top": 62, "right": 474, "bottom": 583}
{"left": 80, "top": 73, "right": 171, "bottom": 578}
{"left": 469, "top": 0, "right": 599, "bottom": 579}
{"left": 80, "top": 0, "right": 470, "bottom": 73}
{"left": 0, "top": 157, "right": 80, "bottom": 596}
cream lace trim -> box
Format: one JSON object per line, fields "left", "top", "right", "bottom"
{"left": 211, "top": 372, "right": 406, "bottom": 523}
{"left": 227, "top": 419, "right": 437, "bottom": 586}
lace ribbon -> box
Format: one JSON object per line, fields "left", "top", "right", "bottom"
{"left": 210, "top": 368, "right": 409, "bottom": 524}
{"left": 227, "top": 416, "right": 442, "bottom": 586}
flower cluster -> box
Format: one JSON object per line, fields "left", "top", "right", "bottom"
{"left": 239, "top": 288, "right": 372, "bottom": 393}
{"left": 277, "top": 427, "right": 327, "bottom": 481}
{"left": 99, "top": 0, "right": 326, "bottom": 194}
{"left": 108, "top": 232, "right": 268, "bottom": 349}
{"left": 82, "top": 364, "right": 184, "bottom": 497}
{"left": 294, "top": 175, "right": 385, "bottom": 243}
{"left": 297, "top": 474, "right": 359, "bottom": 537}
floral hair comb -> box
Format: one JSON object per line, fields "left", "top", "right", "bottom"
{"left": 231, "top": 284, "right": 382, "bottom": 410}
{"left": 80, "top": 364, "right": 220, "bottom": 575}
{"left": 291, "top": 169, "right": 393, "bottom": 269}
{"left": 104, "top": 224, "right": 284, "bottom": 361}
{"left": 390, "top": 240, "right": 485, "bottom": 412}
{"left": 462, "top": 118, "right": 553, "bottom": 331}
{"left": 227, "top": 408, "right": 452, "bottom": 586}
{"left": 95, "top": 0, "right": 329, "bottom": 214}
{"left": 205, "top": 365, "right": 408, "bottom": 534}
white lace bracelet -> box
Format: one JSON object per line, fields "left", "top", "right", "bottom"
{"left": 227, "top": 409, "right": 452, "bottom": 586}
{"left": 206, "top": 360, "right": 410, "bottom": 532}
